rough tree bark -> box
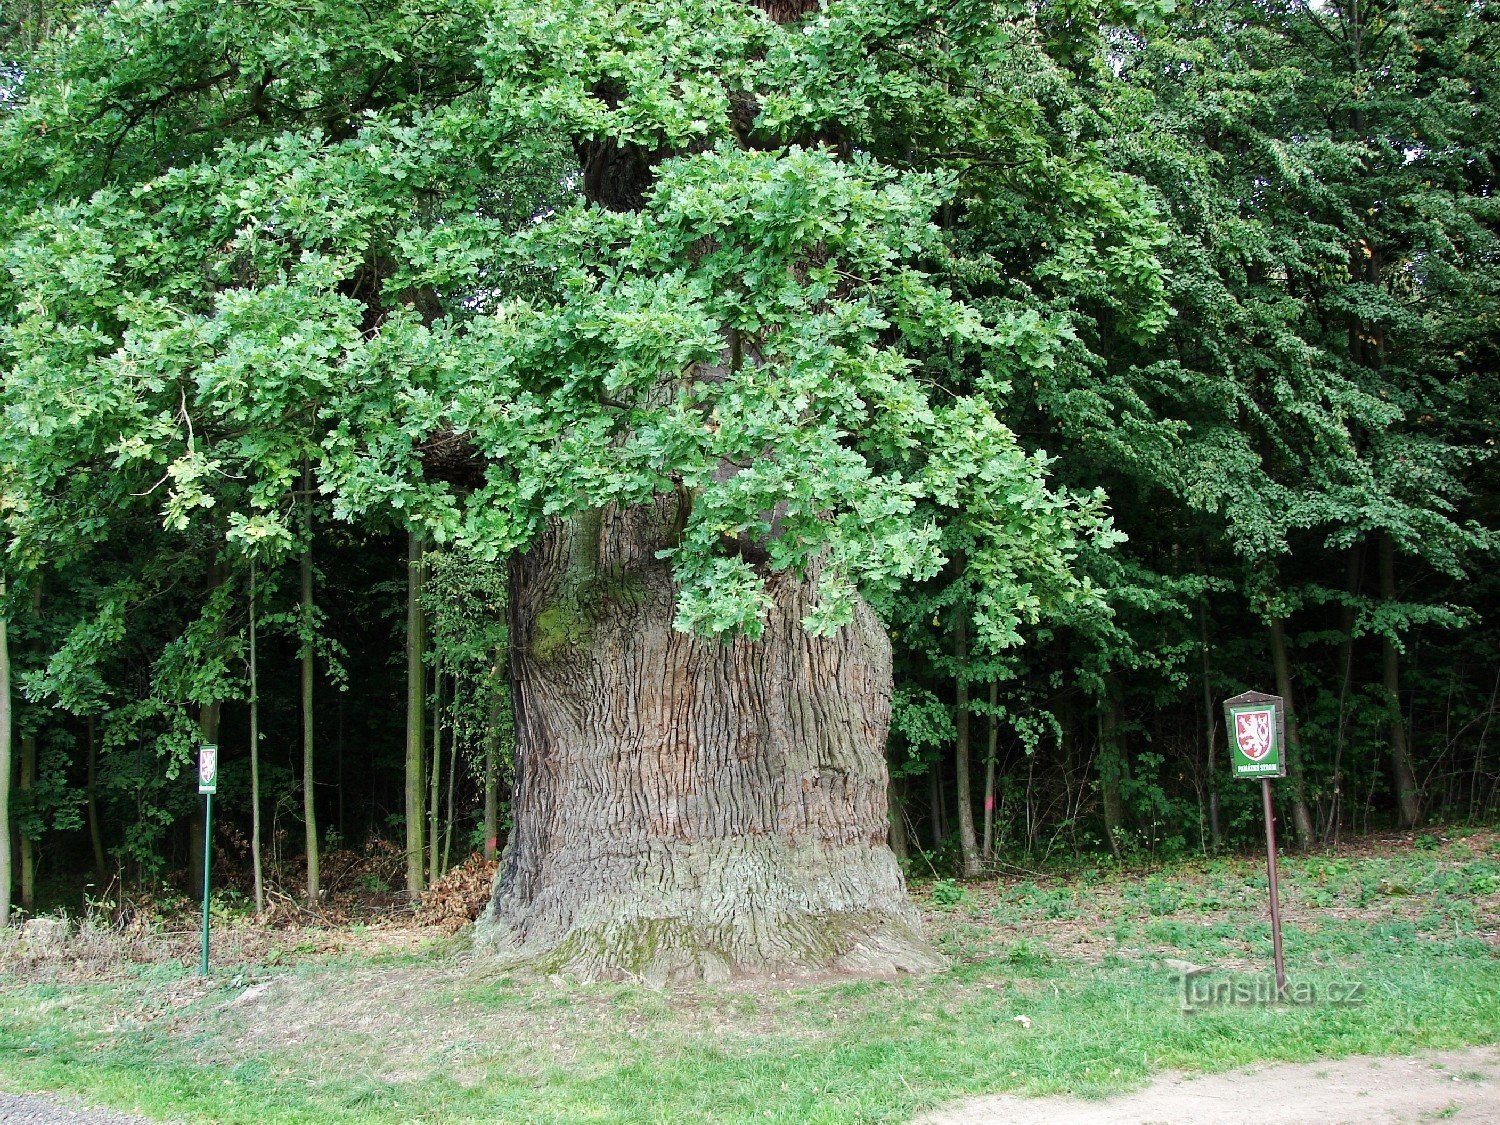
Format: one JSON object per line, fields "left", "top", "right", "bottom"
{"left": 476, "top": 498, "right": 940, "bottom": 982}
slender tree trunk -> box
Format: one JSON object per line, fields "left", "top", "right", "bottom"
{"left": 953, "top": 607, "right": 980, "bottom": 877}
{"left": 981, "top": 681, "right": 998, "bottom": 862}
{"left": 1098, "top": 700, "right": 1125, "bottom": 858}
{"left": 86, "top": 716, "right": 105, "bottom": 879}
{"left": 248, "top": 562, "right": 264, "bottom": 916}
{"left": 19, "top": 584, "right": 40, "bottom": 912}
{"left": 1470, "top": 670, "right": 1498, "bottom": 824}
{"left": 187, "top": 771, "right": 204, "bottom": 889}
{"left": 476, "top": 500, "right": 939, "bottom": 982}
{"left": 1378, "top": 533, "right": 1422, "bottom": 828}
{"left": 0, "top": 576, "right": 10, "bottom": 926}
{"left": 16, "top": 743, "right": 31, "bottom": 913}
{"left": 1198, "top": 602, "right": 1221, "bottom": 850}
{"left": 1269, "top": 617, "right": 1316, "bottom": 850}
{"left": 300, "top": 471, "right": 319, "bottom": 903}
{"left": 405, "top": 531, "right": 426, "bottom": 900}
{"left": 483, "top": 649, "right": 503, "bottom": 862}
{"left": 18, "top": 743, "right": 36, "bottom": 915}
{"left": 428, "top": 658, "right": 443, "bottom": 884}
{"left": 442, "top": 676, "right": 460, "bottom": 874}
{"left": 1330, "top": 544, "right": 1365, "bottom": 845}
{"left": 336, "top": 692, "right": 345, "bottom": 841}
{"left": 928, "top": 761, "right": 944, "bottom": 849}
{"left": 887, "top": 772, "right": 908, "bottom": 863}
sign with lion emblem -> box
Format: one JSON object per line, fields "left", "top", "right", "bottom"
{"left": 1222, "top": 693, "right": 1285, "bottom": 779}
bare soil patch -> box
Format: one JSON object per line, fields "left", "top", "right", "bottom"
{"left": 921, "top": 1045, "right": 1500, "bottom": 1124}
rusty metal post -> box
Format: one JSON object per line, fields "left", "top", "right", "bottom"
{"left": 1262, "top": 778, "right": 1287, "bottom": 996}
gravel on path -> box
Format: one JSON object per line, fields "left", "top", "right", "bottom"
{"left": 0, "top": 1092, "right": 153, "bottom": 1124}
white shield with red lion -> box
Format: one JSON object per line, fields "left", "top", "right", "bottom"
{"left": 1235, "top": 710, "right": 1274, "bottom": 761}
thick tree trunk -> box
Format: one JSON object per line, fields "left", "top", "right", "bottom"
{"left": 1379, "top": 533, "right": 1422, "bottom": 828}
{"left": 405, "top": 531, "right": 426, "bottom": 900}
{"left": 0, "top": 577, "right": 10, "bottom": 926}
{"left": 477, "top": 499, "right": 940, "bottom": 983}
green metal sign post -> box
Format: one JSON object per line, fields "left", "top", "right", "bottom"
{"left": 198, "top": 743, "right": 218, "bottom": 977}
{"left": 1223, "top": 690, "right": 1287, "bottom": 997}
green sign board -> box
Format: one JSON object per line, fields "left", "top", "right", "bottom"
{"left": 198, "top": 743, "right": 219, "bottom": 794}
{"left": 1223, "top": 691, "right": 1286, "bottom": 779}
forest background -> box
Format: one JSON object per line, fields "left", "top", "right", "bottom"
{"left": 0, "top": 0, "right": 1495, "bottom": 925}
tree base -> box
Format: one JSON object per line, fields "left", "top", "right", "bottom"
{"left": 476, "top": 904, "right": 942, "bottom": 987}
{"left": 475, "top": 836, "right": 943, "bottom": 984}
{"left": 482, "top": 502, "right": 943, "bottom": 984}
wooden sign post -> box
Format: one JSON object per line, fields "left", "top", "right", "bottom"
{"left": 198, "top": 743, "right": 218, "bottom": 977}
{"left": 1222, "top": 691, "right": 1287, "bottom": 997}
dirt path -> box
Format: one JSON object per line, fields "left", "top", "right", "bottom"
{"left": 921, "top": 1046, "right": 1500, "bottom": 1124}
{"left": 0, "top": 1092, "right": 148, "bottom": 1124}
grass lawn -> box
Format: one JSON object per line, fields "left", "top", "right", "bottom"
{"left": 2, "top": 830, "right": 1497, "bottom": 1123}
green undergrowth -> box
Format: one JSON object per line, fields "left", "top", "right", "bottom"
{"left": 1, "top": 834, "right": 1496, "bottom": 1123}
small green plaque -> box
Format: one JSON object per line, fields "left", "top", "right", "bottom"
{"left": 198, "top": 743, "right": 219, "bottom": 794}
{"left": 1223, "top": 692, "right": 1286, "bottom": 779}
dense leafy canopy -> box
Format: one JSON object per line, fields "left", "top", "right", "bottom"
{"left": 0, "top": 0, "right": 1495, "bottom": 899}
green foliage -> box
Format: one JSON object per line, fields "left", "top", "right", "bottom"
{"left": 0, "top": 0, "right": 1496, "bottom": 897}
